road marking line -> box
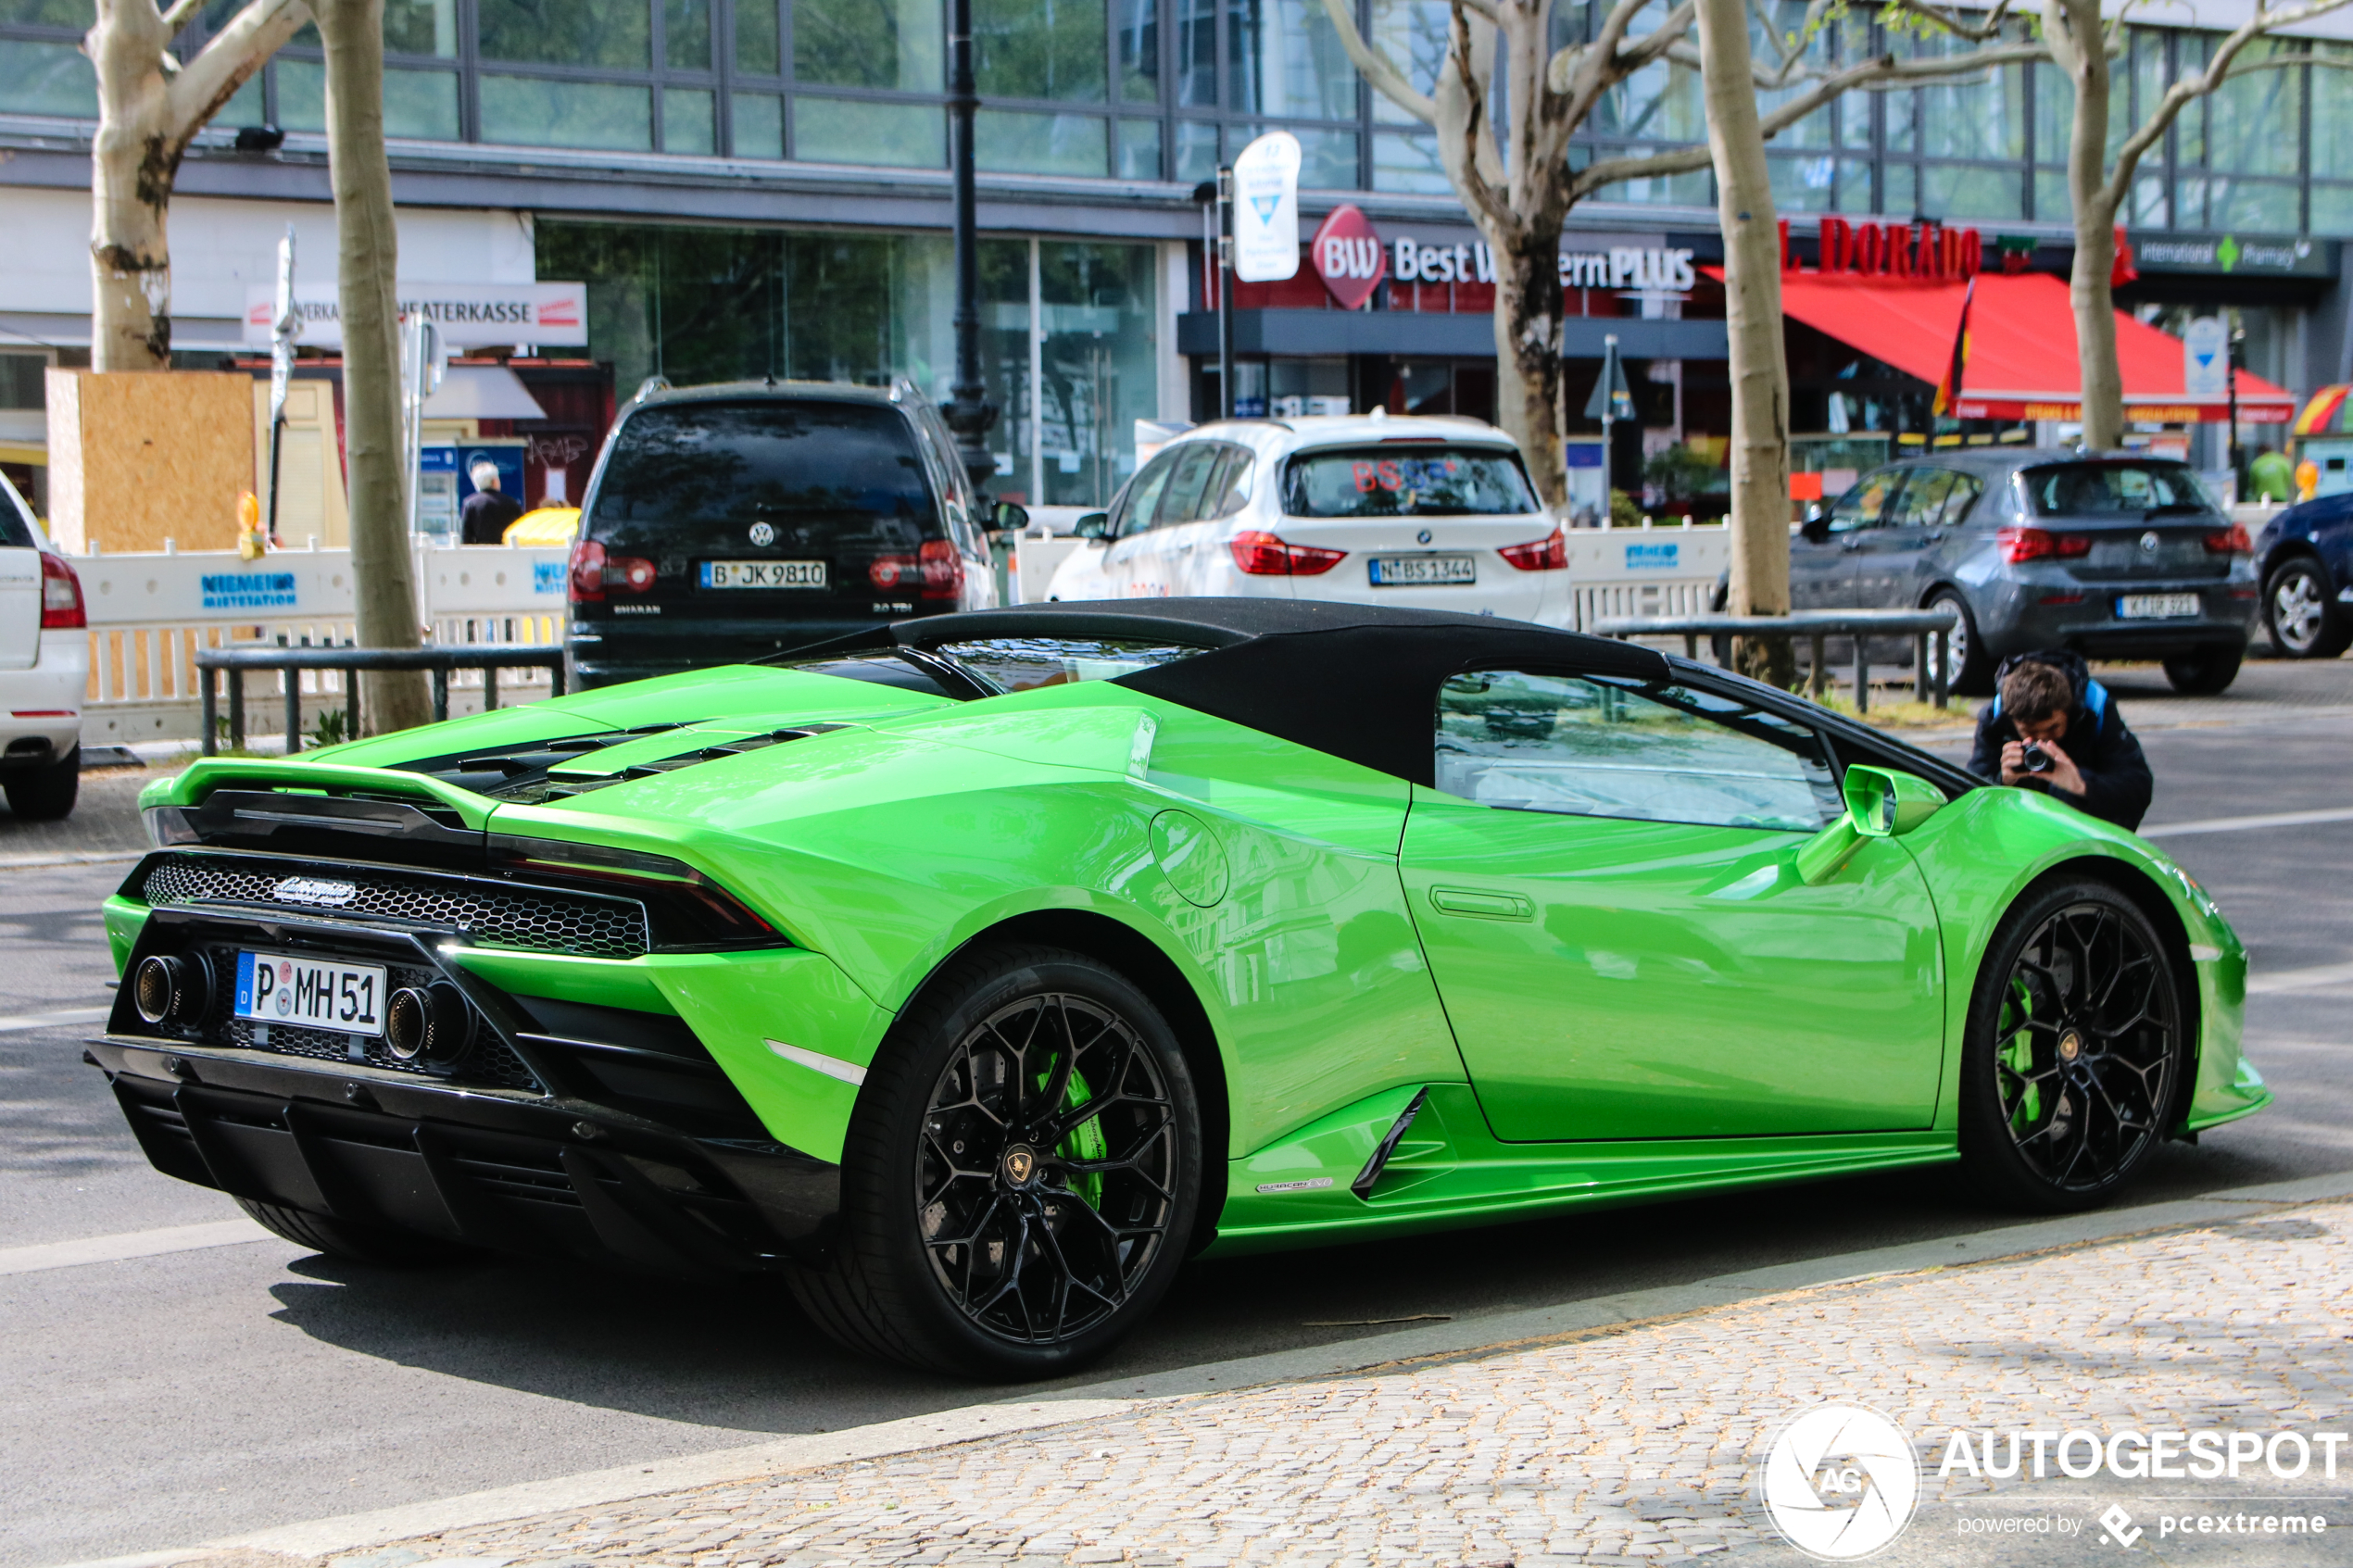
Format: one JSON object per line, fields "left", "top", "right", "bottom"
{"left": 2143, "top": 806, "right": 2353, "bottom": 839}
{"left": 0, "top": 1219, "right": 274, "bottom": 1278}
{"left": 0, "top": 1006, "right": 110, "bottom": 1033}
{"left": 2248, "top": 960, "right": 2353, "bottom": 996}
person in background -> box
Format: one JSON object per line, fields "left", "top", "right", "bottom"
{"left": 460, "top": 460, "right": 523, "bottom": 545}
{"left": 1968, "top": 650, "right": 2153, "bottom": 832}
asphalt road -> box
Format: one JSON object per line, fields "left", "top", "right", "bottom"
{"left": 5, "top": 666, "right": 2351, "bottom": 1568}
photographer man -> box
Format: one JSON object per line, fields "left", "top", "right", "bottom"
{"left": 1968, "top": 651, "right": 2153, "bottom": 832}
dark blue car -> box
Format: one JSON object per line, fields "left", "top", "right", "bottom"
{"left": 2253, "top": 494, "right": 2353, "bottom": 659}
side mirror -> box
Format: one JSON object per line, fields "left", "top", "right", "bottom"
{"left": 1076, "top": 511, "right": 1110, "bottom": 540}
{"left": 1799, "top": 508, "right": 1831, "bottom": 545}
{"left": 991, "top": 500, "right": 1030, "bottom": 534}
{"left": 1843, "top": 765, "right": 1945, "bottom": 837}
{"left": 1795, "top": 766, "right": 1944, "bottom": 884}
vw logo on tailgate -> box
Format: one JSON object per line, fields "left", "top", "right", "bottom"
{"left": 271, "top": 876, "right": 358, "bottom": 908}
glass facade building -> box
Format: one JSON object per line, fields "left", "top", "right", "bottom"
{"left": 6, "top": 0, "right": 2353, "bottom": 222}
{"left": 3, "top": 0, "right": 2350, "bottom": 504}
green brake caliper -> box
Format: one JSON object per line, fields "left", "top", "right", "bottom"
{"left": 1999, "top": 976, "right": 2040, "bottom": 1127}
{"left": 1045, "top": 1070, "right": 1106, "bottom": 1210}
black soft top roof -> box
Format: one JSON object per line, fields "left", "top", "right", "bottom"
{"left": 791, "top": 599, "right": 1974, "bottom": 794}
{"left": 866, "top": 599, "right": 1667, "bottom": 784}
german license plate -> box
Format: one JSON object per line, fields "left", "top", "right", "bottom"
{"left": 701, "top": 559, "right": 826, "bottom": 589}
{"left": 1368, "top": 554, "right": 1477, "bottom": 586}
{"left": 2116, "top": 593, "right": 2201, "bottom": 620}
{"left": 234, "top": 951, "right": 386, "bottom": 1035}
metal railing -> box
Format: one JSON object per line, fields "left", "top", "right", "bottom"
{"left": 195, "top": 645, "right": 568, "bottom": 756}
{"left": 1589, "top": 608, "right": 1959, "bottom": 714}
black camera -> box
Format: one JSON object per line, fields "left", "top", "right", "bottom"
{"left": 2020, "top": 740, "right": 2055, "bottom": 773}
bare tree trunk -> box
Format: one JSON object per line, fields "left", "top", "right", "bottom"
{"left": 1694, "top": 0, "right": 1793, "bottom": 687}
{"left": 86, "top": 0, "right": 308, "bottom": 370}
{"left": 2045, "top": 0, "right": 2126, "bottom": 449}
{"left": 316, "top": 0, "right": 430, "bottom": 732}
{"left": 1491, "top": 231, "right": 1568, "bottom": 508}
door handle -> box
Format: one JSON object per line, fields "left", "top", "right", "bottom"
{"left": 1428, "top": 886, "right": 1536, "bottom": 921}
{"left": 1840, "top": 539, "right": 1864, "bottom": 552}
{"left": 1924, "top": 530, "right": 1944, "bottom": 543}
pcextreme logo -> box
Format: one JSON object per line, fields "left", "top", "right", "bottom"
{"left": 1761, "top": 1404, "right": 1922, "bottom": 1560}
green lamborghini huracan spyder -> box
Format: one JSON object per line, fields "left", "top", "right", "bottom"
{"left": 94, "top": 601, "right": 2267, "bottom": 1377}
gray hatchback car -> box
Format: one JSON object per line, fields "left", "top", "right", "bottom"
{"left": 1791, "top": 448, "right": 2259, "bottom": 696}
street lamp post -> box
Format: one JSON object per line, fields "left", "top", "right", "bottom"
{"left": 942, "top": 0, "right": 998, "bottom": 497}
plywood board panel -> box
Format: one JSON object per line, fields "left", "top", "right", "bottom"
{"left": 52, "top": 370, "right": 253, "bottom": 553}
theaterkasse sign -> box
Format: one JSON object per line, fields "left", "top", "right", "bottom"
{"left": 242, "top": 281, "right": 587, "bottom": 350}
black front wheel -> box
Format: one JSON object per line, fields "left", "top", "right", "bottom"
{"left": 2162, "top": 644, "right": 2244, "bottom": 695}
{"left": 792, "top": 944, "right": 1202, "bottom": 1379}
{"left": 2264, "top": 557, "right": 2352, "bottom": 659}
{"left": 1924, "top": 592, "right": 1993, "bottom": 696}
{"left": 1958, "top": 882, "right": 2186, "bottom": 1212}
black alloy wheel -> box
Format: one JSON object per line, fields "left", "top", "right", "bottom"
{"left": 2161, "top": 644, "right": 2245, "bottom": 695}
{"left": 792, "top": 944, "right": 1201, "bottom": 1379}
{"left": 1924, "top": 591, "right": 1994, "bottom": 696}
{"left": 1958, "top": 882, "right": 2185, "bottom": 1211}
{"left": 2265, "top": 557, "right": 2353, "bottom": 659}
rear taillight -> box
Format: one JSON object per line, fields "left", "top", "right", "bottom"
{"left": 1499, "top": 527, "right": 1567, "bottom": 571}
{"left": 873, "top": 540, "right": 966, "bottom": 600}
{"left": 1230, "top": 531, "right": 1348, "bottom": 576}
{"left": 1997, "top": 526, "right": 2093, "bottom": 564}
{"left": 569, "top": 539, "right": 606, "bottom": 603}
{"left": 488, "top": 834, "right": 780, "bottom": 948}
{"left": 568, "top": 539, "right": 654, "bottom": 603}
{"left": 39, "top": 551, "right": 84, "bottom": 630}
{"left": 2203, "top": 523, "right": 2253, "bottom": 555}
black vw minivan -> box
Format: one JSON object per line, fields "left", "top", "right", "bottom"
{"left": 565, "top": 381, "right": 1004, "bottom": 690}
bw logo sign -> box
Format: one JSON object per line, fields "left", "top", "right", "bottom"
{"left": 1762, "top": 1404, "right": 1921, "bottom": 1559}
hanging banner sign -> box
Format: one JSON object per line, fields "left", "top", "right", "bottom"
{"left": 2183, "top": 316, "right": 2230, "bottom": 399}
{"left": 1231, "top": 132, "right": 1303, "bottom": 283}
{"left": 243, "top": 282, "right": 588, "bottom": 350}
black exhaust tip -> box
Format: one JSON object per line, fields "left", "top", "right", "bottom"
{"left": 133, "top": 954, "right": 208, "bottom": 1025}
{"left": 384, "top": 982, "right": 475, "bottom": 1066}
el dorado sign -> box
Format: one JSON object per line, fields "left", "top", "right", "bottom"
{"left": 1783, "top": 217, "right": 1987, "bottom": 280}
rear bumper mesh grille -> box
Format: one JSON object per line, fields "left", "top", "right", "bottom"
{"left": 141, "top": 854, "right": 651, "bottom": 960}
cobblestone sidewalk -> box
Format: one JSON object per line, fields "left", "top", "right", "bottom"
{"left": 296, "top": 1201, "right": 2352, "bottom": 1568}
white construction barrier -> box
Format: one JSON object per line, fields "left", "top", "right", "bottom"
{"left": 74, "top": 540, "right": 570, "bottom": 746}
{"left": 72, "top": 521, "right": 1731, "bottom": 743}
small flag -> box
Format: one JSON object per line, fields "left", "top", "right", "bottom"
{"left": 1932, "top": 276, "right": 1974, "bottom": 418}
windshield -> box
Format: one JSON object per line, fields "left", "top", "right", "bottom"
{"left": 2021, "top": 461, "right": 2218, "bottom": 518}
{"left": 586, "top": 401, "right": 935, "bottom": 538}
{"left": 767, "top": 637, "right": 1204, "bottom": 698}
{"left": 1283, "top": 445, "right": 1539, "bottom": 518}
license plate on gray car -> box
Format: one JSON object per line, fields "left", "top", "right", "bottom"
{"left": 2116, "top": 593, "right": 2200, "bottom": 620}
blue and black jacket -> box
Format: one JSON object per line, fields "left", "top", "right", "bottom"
{"left": 1967, "top": 650, "right": 2154, "bottom": 832}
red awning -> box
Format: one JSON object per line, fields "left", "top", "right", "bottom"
{"left": 1732, "top": 270, "right": 2296, "bottom": 424}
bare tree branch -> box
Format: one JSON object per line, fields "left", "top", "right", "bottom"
{"left": 158, "top": 0, "right": 208, "bottom": 36}
{"left": 1318, "top": 0, "right": 1438, "bottom": 124}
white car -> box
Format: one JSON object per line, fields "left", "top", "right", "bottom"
{"left": 0, "top": 471, "right": 86, "bottom": 821}
{"left": 1045, "top": 414, "right": 1570, "bottom": 623}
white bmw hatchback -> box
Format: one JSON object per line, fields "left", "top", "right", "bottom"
{"left": 1045, "top": 414, "right": 1569, "bottom": 624}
